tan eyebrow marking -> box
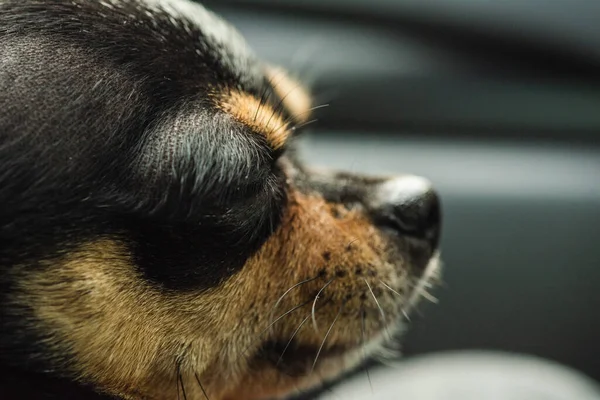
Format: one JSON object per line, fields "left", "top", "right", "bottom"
{"left": 266, "top": 66, "right": 312, "bottom": 123}
{"left": 214, "top": 89, "right": 290, "bottom": 150}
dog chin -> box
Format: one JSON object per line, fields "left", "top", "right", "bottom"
{"left": 238, "top": 335, "right": 390, "bottom": 400}
{"left": 240, "top": 253, "right": 442, "bottom": 400}
{"left": 298, "top": 253, "right": 442, "bottom": 397}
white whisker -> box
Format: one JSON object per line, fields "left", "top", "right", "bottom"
{"left": 269, "top": 276, "right": 319, "bottom": 329}
{"left": 379, "top": 280, "right": 402, "bottom": 298}
{"left": 312, "top": 278, "right": 334, "bottom": 332}
{"left": 311, "top": 303, "right": 344, "bottom": 373}
{"left": 421, "top": 290, "right": 439, "bottom": 304}
{"left": 364, "top": 279, "right": 385, "bottom": 323}
{"left": 276, "top": 314, "right": 311, "bottom": 366}
{"left": 380, "top": 280, "right": 411, "bottom": 322}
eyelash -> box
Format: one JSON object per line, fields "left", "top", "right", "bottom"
{"left": 290, "top": 118, "right": 317, "bottom": 136}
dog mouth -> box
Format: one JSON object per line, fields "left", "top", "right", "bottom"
{"left": 239, "top": 253, "right": 442, "bottom": 400}
{"left": 254, "top": 253, "right": 441, "bottom": 374}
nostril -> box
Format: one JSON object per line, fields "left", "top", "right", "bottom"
{"left": 372, "top": 176, "right": 441, "bottom": 248}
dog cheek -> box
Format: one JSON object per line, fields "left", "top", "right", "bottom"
{"left": 13, "top": 239, "right": 244, "bottom": 399}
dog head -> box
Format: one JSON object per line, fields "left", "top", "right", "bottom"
{"left": 0, "top": 1, "right": 442, "bottom": 399}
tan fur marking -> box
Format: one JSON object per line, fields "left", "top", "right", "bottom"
{"left": 19, "top": 187, "right": 423, "bottom": 399}
{"left": 266, "top": 66, "right": 313, "bottom": 123}
{"left": 215, "top": 90, "right": 290, "bottom": 150}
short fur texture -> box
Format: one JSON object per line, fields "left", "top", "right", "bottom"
{"left": 0, "top": 1, "right": 442, "bottom": 399}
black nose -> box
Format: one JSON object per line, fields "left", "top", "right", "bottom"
{"left": 371, "top": 176, "right": 441, "bottom": 249}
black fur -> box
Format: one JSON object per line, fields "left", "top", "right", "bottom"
{"left": 0, "top": 0, "right": 286, "bottom": 289}
{"left": 0, "top": 0, "right": 288, "bottom": 395}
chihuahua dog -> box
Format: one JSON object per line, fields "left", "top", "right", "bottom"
{"left": 0, "top": 0, "right": 441, "bottom": 399}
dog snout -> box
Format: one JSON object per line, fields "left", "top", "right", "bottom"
{"left": 370, "top": 176, "right": 441, "bottom": 249}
